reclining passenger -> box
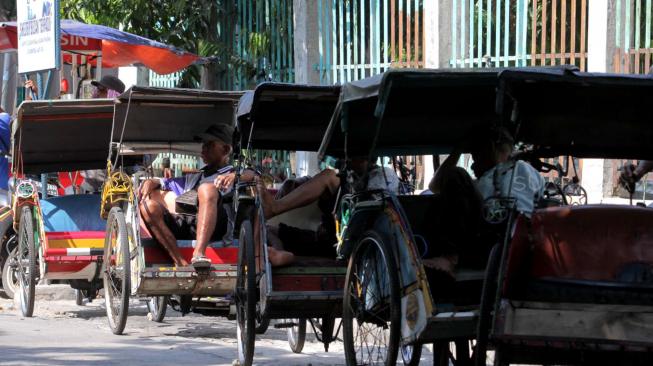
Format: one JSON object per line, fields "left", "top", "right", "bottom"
{"left": 424, "top": 127, "right": 544, "bottom": 279}
{"left": 139, "top": 125, "right": 255, "bottom": 268}
{"left": 260, "top": 158, "right": 400, "bottom": 266}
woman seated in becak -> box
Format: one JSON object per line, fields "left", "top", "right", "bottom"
{"left": 421, "top": 165, "right": 484, "bottom": 299}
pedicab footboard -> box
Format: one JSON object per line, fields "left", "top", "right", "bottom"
{"left": 139, "top": 238, "right": 238, "bottom": 297}
{"left": 494, "top": 300, "right": 653, "bottom": 349}
{"left": 263, "top": 261, "right": 346, "bottom": 319}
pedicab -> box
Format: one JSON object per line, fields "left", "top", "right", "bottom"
{"left": 100, "top": 86, "right": 243, "bottom": 334}
{"left": 478, "top": 69, "right": 653, "bottom": 365}
{"left": 318, "top": 69, "right": 507, "bottom": 366}
{"left": 233, "top": 83, "right": 343, "bottom": 366}
{"left": 11, "top": 98, "right": 115, "bottom": 317}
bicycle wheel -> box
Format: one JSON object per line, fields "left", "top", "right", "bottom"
{"left": 474, "top": 244, "right": 502, "bottom": 366}
{"left": 236, "top": 220, "right": 256, "bottom": 366}
{"left": 255, "top": 311, "right": 270, "bottom": 334}
{"left": 103, "top": 206, "right": 130, "bottom": 335}
{"left": 146, "top": 296, "right": 168, "bottom": 323}
{"left": 401, "top": 344, "right": 423, "bottom": 366}
{"left": 2, "top": 238, "right": 19, "bottom": 299}
{"left": 343, "top": 229, "right": 401, "bottom": 366}
{"left": 563, "top": 183, "right": 588, "bottom": 205}
{"left": 287, "top": 318, "right": 306, "bottom": 354}
{"left": 17, "top": 206, "right": 37, "bottom": 317}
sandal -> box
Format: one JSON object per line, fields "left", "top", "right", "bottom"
{"left": 191, "top": 255, "right": 211, "bottom": 269}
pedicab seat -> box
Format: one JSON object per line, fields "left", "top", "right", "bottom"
{"left": 504, "top": 205, "right": 653, "bottom": 304}
{"left": 40, "top": 195, "right": 106, "bottom": 261}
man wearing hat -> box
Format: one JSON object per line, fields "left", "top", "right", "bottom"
{"left": 139, "top": 124, "right": 254, "bottom": 268}
{"left": 91, "top": 75, "right": 125, "bottom": 98}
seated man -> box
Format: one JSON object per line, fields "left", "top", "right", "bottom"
{"left": 425, "top": 127, "right": 544, "bottom": 278}
{"left": 139, "top": 124, "right": 254, "bottom": 268}
{"left": 260, "top": 158, "right": 400, "bottom": 266}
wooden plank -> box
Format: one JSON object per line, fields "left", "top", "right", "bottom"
{"left": 614, "top": 47, "right": 622, "bottom": 73}
{"left": 415, "top": 0, "right": 420, "bottom": 67}
{"left": 636, "top": 0, "right": 642, "bottom": 51}
{"left": 571, "top": 0, "right": 577, "bottom": 66}
{"left": 406, "top": 0, "right": 412, "bottom": 67}
{"left": 391, "top": 0, "right": 396, "bottom": 64}
{"left": 384, "top": 0, "right": 390, "bottom": 66}
{"left": 636, "top": 49, "right": 641, "bottom": 73}
{"left": 646, "top": 50, "right": 651, "bottom": 73}
{"left": 500, "top": 304, "right": 653, "bottom": 344}
{"left": 531, "top": 0, "right": 538, "bottom": 65}
{"left": 541, "top": 0, "right": 548, "bottom": 65}
{"left": 580, "top": 0, "right": 587, "bottom": 70}
{"left": 626, "top": 0, "right": 632, "bottom": 52}
{"left": 647, "top": 0, "right": 652, "bottom": 49}
{"left": 561, "top": 0, "right": 567, "bottom": 64}
{"left": 399, "top": 0, "right": 404, "bottom": 66}
{"left": 551, "top": 0, "right": 557, "bottom": 65}
{"left": 360, "top": 0, "right": 366, "bottom": 77}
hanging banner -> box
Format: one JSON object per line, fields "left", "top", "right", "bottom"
{"left": 16, "top": 0, "right": 60, "bottom": 73}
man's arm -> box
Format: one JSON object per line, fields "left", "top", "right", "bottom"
{"left": 634, "top": 160, "right": 653, "bottom": 180}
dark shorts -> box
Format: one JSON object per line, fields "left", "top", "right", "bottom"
{"left": 277, "top": 222, "right": 337, "bottom": 258}
{"left": 162, "top": 203, "right": 229, "bottom": 242}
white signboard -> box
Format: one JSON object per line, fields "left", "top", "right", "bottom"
{"left": 16, "top": 0, "right": 60, "bottom": 74}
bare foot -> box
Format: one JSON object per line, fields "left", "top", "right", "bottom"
{"left": 268, "top": 247, "right": 294, "bottom": 267}
{"left": 422, "top": 257, "right": 456, "bottom": 278}
{"left": 256, "top": 179, "right": 276, "bottom": 219}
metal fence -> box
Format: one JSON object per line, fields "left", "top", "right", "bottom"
{"left": 316, "top": 0, "right": 425, "bottom": 84}
{"left": 450, "top": 0, "right": 588, "bottom": 70}
{"left": 148, "top": 71, "right": 182, "bottom": 88}
{"left": 613, "top": 0, "right": 653, "bottom": 73}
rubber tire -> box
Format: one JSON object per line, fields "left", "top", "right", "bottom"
{"left": 255, "top": 313, "right": 270, "bottom": 334}
{"left": 343, "top": 229, "right": 402, "bottom": 366}
{"left": 288, "top": 318, "right": 307, "bottom": 354}
{"left": 103, "top": 206, "right": 131, "bottom": 335}
{"left": 2, "top": 243, "right": 18, "bottom": 300}
{"left": 147, "top": 296, "right": 168, "bottom": 323}
{"left": 75, "top": 289, "right": 84, "bottom": 306}
{"left": 474, "top": 244, "right": 502, "bottom": 366}
{"left": 18, "top": 206, "right": 37, "bottom": 318}
{"left": 401, "top": 344, "right": 423, "bottom": 366}
{"left": 236, "top": 220, "right": 256, "bottom": 366}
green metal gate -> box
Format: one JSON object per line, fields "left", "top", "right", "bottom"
{"left": 449, "top": 0, "right": 588, "bottom": 70}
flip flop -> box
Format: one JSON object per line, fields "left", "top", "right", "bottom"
{"left": 191, "top": 255, "right": 212, "bottom": 269}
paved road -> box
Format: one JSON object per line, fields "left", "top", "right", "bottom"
{"left": 0, "top": 292, "right": 436, "bottom": 366}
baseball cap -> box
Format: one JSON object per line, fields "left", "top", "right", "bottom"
{"left": 91, "top": 75, "right": 126, "bottom": 94}
{"left": 194, "top": 124, "right": 234, "bottom": 145}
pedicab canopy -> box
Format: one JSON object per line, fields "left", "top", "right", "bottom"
{"left": 112, "top": 86, "right": 243, "bottom": 156}
{"left": 318, "top": 69, "right": 500, "bottom": 159}
{"left": 496, "top": 68, "right": 653, "bottom": 160}
{"left": 236, "top": 83, "right": 341, "bottom": 151}
{"left": 12, "top": 99, "right": 115, "bottom": 174}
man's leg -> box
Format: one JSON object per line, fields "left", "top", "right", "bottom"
{"left": 140, "top": 193, "right": 188, "bottom": 266}
{"left": 193, "top": 183, "right": 219, "bottom": 259}
{"left": 258, "top": 169, "right": 340, "bottom": 219}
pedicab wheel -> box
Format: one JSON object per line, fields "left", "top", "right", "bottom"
{"left": 17, "top": 206, "right": 37, "bottom": 317}
{"left": 343, "top": 230, "right": 401, "bottom": 366}
{"left": 401, "top": 344, "right": 422, "bottom": 366}
{"left": 287, "top": 318, "right": 306, "bottom": 354}
{"left": 103, "top": 206, "right": 130, "bottom": 335}
{"left": 146, "top": 296, "right": 168, "bottom": 323}
{"left": 255, "top": 311, "right": 270, "bottom": 334}
{"left": 75, "top": 289, "right": 84, "bottom": 306}
{"left": 474, "top": 244, "right": 502, "bottom": 366}
{"left": 236, "top": 220, "right": 256, "bottom": 366}
{"left": 2, "top": 241, "right": 19, "bottom": 299}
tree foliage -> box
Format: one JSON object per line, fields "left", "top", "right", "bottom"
{"left": 60, "top": 0, "right": 245, "bottom": 89}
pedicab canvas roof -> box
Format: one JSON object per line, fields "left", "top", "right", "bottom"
{"left": 319, "top": 69, "right": 500, "bottom": 158}
{"left": 12, "top": 99, "right": 115, "bottom": 174}
{"left": 237, "top": 83, "right": 341, "bottom": 151}
{"left": 113, "top": 86, "right": 243, "bottom": 155}
{"left": 497, "top": 68, "right": 653, "bottom": 160}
